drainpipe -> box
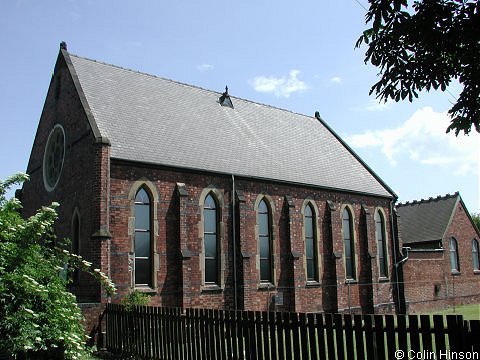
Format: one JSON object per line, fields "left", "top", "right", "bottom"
{"left": 231, "top": 175, "right": 238, "bottom": 309}
{"left": 390, "top": 199, "right": 402, "bottom": 313}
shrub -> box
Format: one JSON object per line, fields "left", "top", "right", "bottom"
{"left": 0, "top": 174, "right": 116, "bottom": 359}
{"left": 120, "top": 290, "right": 151, "bottom": 311}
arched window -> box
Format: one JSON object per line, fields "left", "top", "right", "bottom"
{"left": 204, "top": 193, "right": 219, "bottom": 284}
{"left": 258, "top": 199, "right": 272, "bottom": 282}
{"left": 305, "top": 203, "right": 318, "bottom": 281}
{"left": 472, "top": 239, "right": 480, "bottom": 271}
{"left": 72, "top": 212, "right": 80, "bottom": 284}
{"left": 134, "top": 187, "right": 152, "bottom": 287}
{"left": 375, "top": 210, "right": 388, "bottom": 278}
{"left": 449, "top": 237, "right": 460, "bottom": 272}
{"left": 342, "top": 207, "right": 356, "bottom": 280}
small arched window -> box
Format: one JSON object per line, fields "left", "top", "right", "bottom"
{"left": 305, "top": 203, "right": 318, "bottom": 281}
{"left": 204, "top": 193, "right": 219, "bottom": 284}
{"left": 472, "top": 239, "right": 480, "bottom": 271}
{"left": 258, "top": 199, "right": 272, "bottom": 282}
{"left": 375, "top": 210, "right": 388, "bottom": 278}
{"left": 449, "top": 237, "right": 460, "bottom": 272}
{"left": 342, "top": 207, "right": 356, "bottom": 280}
{"left": 71, "top": 212, "right": 80, "bottom": 284}
{"left": 134, "top": 187, "right": 152, "bottom": 287}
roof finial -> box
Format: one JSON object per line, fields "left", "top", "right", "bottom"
{"left": 60, "top": 41, "right": 67, "bottom": 50}
{"left": 219, "top": 85, "right": 233, "bottom": 108}
{"left": 225, "top": 85, "right": 229, "bottom": 95}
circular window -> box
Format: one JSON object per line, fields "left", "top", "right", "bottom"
{"left": 43, "top": 124, "right": 65, "bottom": 192}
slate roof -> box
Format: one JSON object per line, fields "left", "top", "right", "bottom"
{"left": 396, "top": 193, "right": 459, "bottom": 244}
{"left": 65, "top": 51, "right": 394, "bottom": 198}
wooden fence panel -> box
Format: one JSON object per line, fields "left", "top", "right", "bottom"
{"left": 104, "top": 304, "right": 477, "bottom": 360}
{"left": 385, "top": 315, "right": 396, "bottom": 360}
{"left": 353, "top": 314, "right": 365, "bottom": 360}
{"left": 325, "top": 313, "right": 336, "bottom": 360}
{"left": 409, "top": 315, "right": 420, "bottom": 352}
{"left": 334, "top": 313, "right": 345, "bottom": 360}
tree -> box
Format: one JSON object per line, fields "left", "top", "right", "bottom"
{"left": 356, "top": 0, "right": 480, "bottom": 135}
{"left": 472, "top": 213, "right": 480, "bottom": 232}
{"left": 0, "top": 174, "right": 116, "bottom": 359}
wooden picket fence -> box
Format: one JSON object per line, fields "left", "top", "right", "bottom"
{"left": 104, "top": 303, "right": 480, "bottom": 360}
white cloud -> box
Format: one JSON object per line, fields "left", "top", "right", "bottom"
{"left": 250, "top": 70, "right": 308, "bottom": 98}
{"left": 347, "top": 107, "right": 480, "bottom": 176}
{"left": 197, "top": 64, "right": 214, "bottom": 72}
{"left": 365, "top": 99, "right": 391, "bottom": 112}
{"left": 330, "top": 76, "right": 342, "bottom": 84}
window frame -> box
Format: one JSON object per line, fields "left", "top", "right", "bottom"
{"left": 342, "top": 206, "right": 356, "bottom": 281}
{"left": 203, "top": 192, "right": 220, "bottom": 285}
{"left": 257, "top": 197, "right": 274, "bottom": 284}
{"left": 449, "top": 237, "right": 460, "bottom": 273}
{"left": 472, "top": 239, "right": 480, "bottom": 272}
{"left": 375, "top": 209, "right": 389, "bottom": 279}
{"left": 134, "top": 187, "right": 153, "bottom": 288}
{"left": 71, "top": 209, "right": 81, "bottom": 285}
{"left": 304, "top": 202, "right": 319, "bottom": 282}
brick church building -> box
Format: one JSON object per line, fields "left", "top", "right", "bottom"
{"left": 396, "top": 193, "right": 480, "bottom": 313}
{"left": 21, "top": 43, "right": 401, "bottom": 330}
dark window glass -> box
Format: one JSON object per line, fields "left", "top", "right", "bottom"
{"left": 258, "top": 199, "right": 272, "bottom": 282}
{"left": 205, "top": 234, "right": 217, "bottom": 258}
{"left": 134, "top": 187, "right": 152, "bottom": 287}
{"left": 473, "top": 239, "right": 480, "bottom": 271}
{"left": 205, "top": 259, "right": 217, "bottom": 284}
{"left": 375, "top": 210, "right": 388, "bottom": 278}
{"left": 135, "top": 232, "right": 151, "bottom": 258}
{"left": 135, "top": 203, "right": 150, "bottom": 230}
{"left": 135, "top": 258, "right": 151, "bottom": 286}
{"left": 450, "top": 238, "right": 459, "bottom": 272}
{"left": 204, "top": 194, "right": 219, "bottom": 284}
{"left": 260, "top": 259, "right": 271, "bottom": 282}
{"left": 343, "top": 208, "right": 355, "bottom": 280}
{"left": 305, "top": 203, "right": 317, "bottom": 281}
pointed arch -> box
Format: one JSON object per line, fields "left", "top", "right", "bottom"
{"left": 198, "top": 187, "right": 225, "bottom": 288}
{"left": 254, "top": 195, "right": 275, "bottom": 284}
{"left": 375, "top": 208, "right": 389, "bottom": 278}
{"left": 449, "top": 237, "right": 460, "bottom": 272}
{"left": 128, "top": 180, "right": 159, "bottom": 289}
{"left": 302, "top": 199, "right": 320, "bottom": 282}
{"left": 341, "top": 204, "right": 356, "bottom": 280}
{"left": 473, "top": 239, "right": 480, "bottom": 271}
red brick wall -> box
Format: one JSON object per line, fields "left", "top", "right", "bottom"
{"left": 108, "top": 161, "right": 396, "bottom": 314}
{"left": 21, "top": 52, "right": 103, "bottom": 303}
{"left": 402, "top": 200, "right": 480, "bottom": 313}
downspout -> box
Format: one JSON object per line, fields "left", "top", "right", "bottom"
{"left": 231, "top": 175, "right": 238, "bottom": 309}
{"left": 390, "top": 199, "right": 402, "bottom": 313}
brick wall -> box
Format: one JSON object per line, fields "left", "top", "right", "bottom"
{"left": 108, "top": 161, "right": 396, "bottom": 314}
{"left": 21, "top": 52, "right": 103, "bottom": 303}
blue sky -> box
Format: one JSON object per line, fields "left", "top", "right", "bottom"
{"left": 1, "top": 1, "right": 479, "bottom": 213}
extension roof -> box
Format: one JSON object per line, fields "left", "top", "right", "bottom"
{"left": 396, "top": 193, "right": 460, "bottom": 244}
{"left": 63, "top": 49, "right": 395, "bottom": 198}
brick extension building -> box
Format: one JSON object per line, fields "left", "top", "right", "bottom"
{"left": 396, "top": 193, "right": 480, "bottom": 313}
{"left": 21, "top": 44, "right": 401, "bottom": 332}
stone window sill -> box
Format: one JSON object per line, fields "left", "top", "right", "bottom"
{"left": 305, "top": 281, "right": 321, "bottom": 288}
{"left": 473, "top": 270, "right": 480, "bottom": 275}
{"left": 134, "top": 286, "right": 157, "bottom": 295}
{"left": 345, "top": 279, "right": 357, "bottom": 284}
{"left": 378, "top": 277, "right": 390, "bottom": 283}
{"left": 202, "top": 284, "right": 223, "bottom": 293}
{"left": 451, "top": 270, "right": 461, "bottom": 276}
{"left": 258, "top": 282, "right": 275, "bottom": 291}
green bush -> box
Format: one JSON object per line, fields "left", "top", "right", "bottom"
{"left": 120, "top": 290, "right": 151, "bottom": 311}
{"left": 0, "top": 174, "right": 116, "bottom": 359}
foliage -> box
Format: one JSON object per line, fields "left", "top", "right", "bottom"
{"left": 120, "top": 290, "right": 151, "bottom": 311}
{"left": 0, "top": 174, "right": 116, "bottom": 359}
{"left": 472, "top": 213, "right": 480, "bottom": 233}
{"left": 356, "top": 0, "right": 480, "bottom": 135}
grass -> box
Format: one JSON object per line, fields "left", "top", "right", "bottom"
{"left": 422, "top": 303, "right": 480, "bottom": 321}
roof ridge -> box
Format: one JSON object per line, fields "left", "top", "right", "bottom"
{"left": 68, "top": 52, "right": 314, "bottom": 121}
{"left": 396, "top": 191, "right": 459, "bottom": 207}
